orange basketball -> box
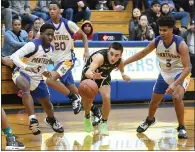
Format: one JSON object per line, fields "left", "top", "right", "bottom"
{"left": 78, "top": 79, "right": 98, "bottom": 100}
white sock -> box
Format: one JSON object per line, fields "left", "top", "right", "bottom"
{"left": 29, "top": 114, "right": 36, "bottom": 121}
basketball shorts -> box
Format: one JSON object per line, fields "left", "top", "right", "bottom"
{"left": 53, "top": 60, "right": 75, "bottom": 86}
{"left": 153, "top": 71, "right": 191, "bottom": 94}
{"left": 12, "top": 70, "right": 50, "bottom": 98}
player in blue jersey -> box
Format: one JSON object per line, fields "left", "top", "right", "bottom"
{"left": 10, "top": 24, "right": 64, "bottom": 135}
{"left": 124, "top": 15, "right": 191, "bottom": 139}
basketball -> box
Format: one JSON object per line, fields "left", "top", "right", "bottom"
{"left": 78, "top": 79, "right": 98, "bottom": 100}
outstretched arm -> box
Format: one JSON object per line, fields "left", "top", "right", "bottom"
{"left": 85, "top": 54, "right": 105, "bottom": 79}
{"left": 124, "top": 39, "right": 155, "bottom": 66}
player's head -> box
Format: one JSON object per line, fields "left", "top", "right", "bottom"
{"left": 49, "top": 1, "right": 61, "bottom": 20}
{"left": 158, "top": 15, "right": 175, "bottom": 40}
{"left": 12, "top": 17, "right": 21, "bottom": 33}
{"left": 40, "top": 24, "right": 55, "bottom": 45}
{"left": 107, "top": 42, "right": 123, "bottom": 64}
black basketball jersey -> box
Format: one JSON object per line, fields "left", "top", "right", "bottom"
{"left": 81, "top": 49, "right": 121, "bottom": 80}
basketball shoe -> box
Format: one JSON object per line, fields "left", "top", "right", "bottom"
{"left": 99, "top": 121, "right": 109, "bottom": 136}
{"left": 136, "top": 117, "right": 156, "bottom": 133}
{"left": 44, "top": 117, "right": 64, "bottom": 133}
{"left": 84, "top": 114, "right": 93, "bottom": 133}
{"left": 29, "top": 118, "right": 41, "bottom": 135}
{"left": 91, "top": 105, "right": 102, "bottom": 126}
{"left": 5, "top": 135, "right": 25, "bottom": 150}
{"left": 70, "top": 93, "right": 82, "bottom": 115}
{"left": 177, "top": 125, "right": 188, "bottom": 139}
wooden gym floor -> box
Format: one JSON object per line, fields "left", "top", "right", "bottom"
{"left": 1, "top": 101, "right": 194, "bottom": 151}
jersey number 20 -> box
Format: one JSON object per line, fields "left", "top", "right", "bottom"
{"left": 54, "top": 42, "right": 66, "bottom": 51}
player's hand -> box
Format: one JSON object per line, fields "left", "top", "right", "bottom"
{"left": 90, "top": 72, "right": 106, "bottom": 79}
{"left": 2, "top": 57, "right": 14, "bottom": 68}
{"left": 122, "top": 74, "right": 131, "bottom": 82}
{"left": 165, "top": 83, "right": 177, "bottom": 95}
{"left": 42, "top": 71, "right": 52, "bottom": 78}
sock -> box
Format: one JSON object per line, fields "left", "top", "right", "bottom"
{"left": 68, "top": 92, "right": 77, "bottom": 101}
{"left": 102, "top": 119, "right": 107, "bottom": 123}
{"left": 2, "top": 127, "right": 14, "bottom": 137}
{"left": 85, "top": 113, "right": 90, "bottom": 119}
{"left": 29, "top": 114, "right": 36, "bottom": 121}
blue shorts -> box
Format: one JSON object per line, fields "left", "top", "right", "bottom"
{"left": 53, "top": 60, "right": 75, "bottom": 86}
{"left": 16, "top": 72, "right": 50, "bottom": 99}
{"left": 153, "top": 72, "right": 190, "bottom": 94}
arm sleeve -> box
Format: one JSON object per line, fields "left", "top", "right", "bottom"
{"left": 67, "top": 21, "right": 80, "bottom": 34}
{"left": 10, "top": 42, "right": 35, "bottom": 69}
{"left": 4, "top": 32, "right": 26, "bottom": 48}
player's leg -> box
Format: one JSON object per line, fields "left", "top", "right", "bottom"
{"left": 13, "top": 72, "right": 40, "bottom": 135}
{"left": 2, "top": 108, "right": 25, "bottom": 150}
{"left": 46, "top": 61, "right": 81, "bottom": 114}
{"left": 59, "top": 70, "right": 82, "bottom": 114}
{"left": 66, "top": 83, "right": 102, "bottom": 125}
{"left": 31, "top": 80, "right": 64, "bottom": 133}
{"left": 137, "top": 74, "right": 167, "bottom": 133}
{"left": 98, "top": 84, "right": 111, "bottom": 136}
{"left": 82, "top": 97, "right": 93, "bottom": 133}
{"left": 172, "top": 74, "right": 190, "bottom": 139}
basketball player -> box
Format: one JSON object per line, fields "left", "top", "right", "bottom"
{"left": 10, "top": 24, "right": 64, "bottom": 135}
{"left": 81, "top": 42, "right": 131, "bottom": 135}
{"left": 124, "top": 15, "right": 191, "bottom": 139}
{"left": 1, "top": 57, "right": 25, "bottom": 150}
{"left": 45, "top": 1, "right": 88, "bottom": 115}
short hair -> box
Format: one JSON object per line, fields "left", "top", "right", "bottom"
{"left": 40, "top": 24, "right": 55, "bottom": 33}
{"left": 49, "top": 1, "right": 61, "bottom": 9}
{"left": 157, "top": 15, "right": 175, "bottom": 28}
{"left": 109, "top": 42, "right": 123, "bottom": 53}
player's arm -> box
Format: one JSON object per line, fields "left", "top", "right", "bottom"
{"left": 85, "top": 54, "right": 105, "bottom": 79}
{"left": 68, "top": 21, "right": 89, "bottom": 59}
{"left": 124, "top": 39, "right": 155, "bottom": 66}
{"left": 174, "top": 41, "right": 191, "bottom": 85}
{"left": 117, "top": 60, "right": 131, "bottom": 82}
{"left": 10, "top": 42, "right": 37, "bottom": 72}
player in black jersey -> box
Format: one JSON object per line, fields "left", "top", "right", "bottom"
{"left": 81, "top": 42, "right": 131, "bottom": 135}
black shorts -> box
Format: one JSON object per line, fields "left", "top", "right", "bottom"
{"left": 81, "top": 75, "right": 111, "bottom": 88}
